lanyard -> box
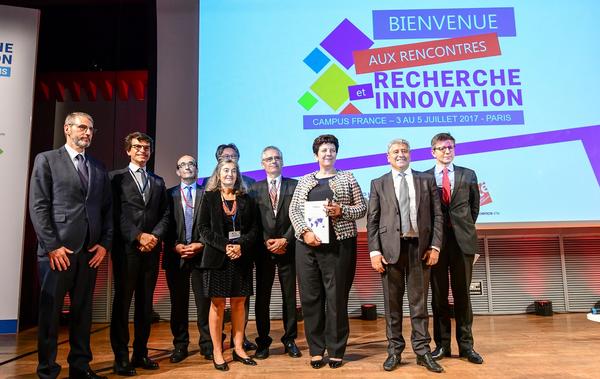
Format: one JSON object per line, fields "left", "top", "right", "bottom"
{"left": 128, "top": 168, "right": 148, "bottom": 194}
{"left": 180, "top": 186, "right": 194, "bottom": 209}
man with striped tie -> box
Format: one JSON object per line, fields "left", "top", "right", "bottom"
{"left": 163, "top": 155, "right": 212, "bottom": 363}
{"left": 249, "top": 146, "right": 300, "bottom": 359}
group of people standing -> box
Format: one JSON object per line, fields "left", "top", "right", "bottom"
{"left": 29, "top": 111, "right": 482, "bottom": 379}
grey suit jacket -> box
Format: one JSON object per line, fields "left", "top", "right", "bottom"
{"left": 426, "top": 165, "right": 480, "bottom": 255}
{"left": 29, "top": 146, "right": 113, "bottom": 259}
{"left": 367, "top": 170, "right": 443, "bottom": 264}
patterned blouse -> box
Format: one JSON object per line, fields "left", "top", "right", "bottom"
{"left": 289, "top": 170, "right": 367, "bottom": 241}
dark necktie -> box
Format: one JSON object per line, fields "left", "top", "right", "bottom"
{"left": 75, "top": 154, "right": 88, "bottom": 193}
{"left": 269, "top": 179, "right": 278, "bottom": 213}
{"left": 398, "top": 172, "right": 411, "bottom": 234}
{"left": 137, "top": 168, "right": 148, "bottom": 202}
{"left": 184, "top": 185, "right": 193, "bottom": 243}
{"left": 442, "top": 167, "right": 451, "bottom": 205}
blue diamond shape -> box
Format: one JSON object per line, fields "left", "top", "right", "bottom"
{"left": 303, "top": 48, "right": 330, "bottom": 74}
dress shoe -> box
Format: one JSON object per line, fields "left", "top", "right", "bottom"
{"left": 232, "top": 350, "right": 258, "bottom": 366}
{"left": 113, "top": 360, "right": 136, "bottom": 376}
{"left": 203, "top": 352, "right": 214, "bottom": 360}
{"left": 213, "top": 359, "right": 229, "bottom": 371}
{"left": 131, "top": 356, "right": 159, "bottom": 370}
{"left": 169, "top": 348, "right": 188, "bottom": 363}
{"left": 254, "top": 345, "right": 270, "bottom": 359}
{"left": 69, "top": 368, "right": 107, "bottom": 379}
{"left": 416, "top": 352, "right": 444, "bottom": 373}
{"left": 230, "top": 337, "right": 258, "bottom": 351}
{"left": 431, "top": 346, "right": 452, "bottom": 361}
{"left": 310, "top": 358, "right": 326, "bottom": 369}
{"left": 284, "top": 340, "right": 302, "bottom": 358}
{"left": 460, "top": 349, "right": 484, "bottom": 364}
{"left": 243, "top": 338, "right": 258, "bottom": 351}
{"left": 328, "top": 359, "right": 343, "bottom": 369}
{"left": 383, "top": 354, "right": 401, "bottom": 371}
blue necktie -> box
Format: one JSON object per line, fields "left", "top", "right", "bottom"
{"left": 184, "top": 185, "right": 193, "bottom": 243}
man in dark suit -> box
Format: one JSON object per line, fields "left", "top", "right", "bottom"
{"left": 426, "top": 133, "right": 483, "bottom": 364}
{"left": 29, "top": 112, "right": 112, "bottom": 379}
{"left": 163, "top": 154, "right": 213, "bottom": 363}
{"left": 367, "top": 138, "right": 444, "bottom": 373}
{"left": 110, "top": 132, "right": 170, "bottom": 376}
{"left": 249, "top": 146, "right": 301, "bottom": 359}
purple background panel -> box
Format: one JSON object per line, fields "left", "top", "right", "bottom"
{"left": 348, "top": 83, "right": 374, "bottom": 100}
{"left": 243, "top": 125, "right": 600, "bottom": 188}
{"left": 320, "top": 18, "right": 374, "bottom": 69}
{"left": 303, "top": 111, "right": 524, "bottom": 129}
{"left": 373, "top": 8, "right": 516, "bottom": 39}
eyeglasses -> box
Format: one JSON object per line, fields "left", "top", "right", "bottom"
{"left": 69, "top": 123, "right": 97, "bottom": 134}
{"left": 262, "top": 156, "right": 282, "bottom": 163}
{"left": 131, "top": 144, "right": 152, "bottom": 151}
{"left": 220, "top": 154, "right": 239, "bottom": 160}
{"left": 177, "top": 161, "right": 197, "bottom": 169}
{"left": 432, "top": 146, "right": 454, "bottom": 152}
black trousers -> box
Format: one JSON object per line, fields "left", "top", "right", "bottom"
{"left": 296, "top": 237, "right": 356, "bottom": 358}
{"left": 431, "top": 228, "right": 475, "bottom": 353}
{"left": 110, "top": 250, "right": 160, "bottom": 361}
{"left": 382, "top": 238, "right": 432, "bottom": 356}
{"left": 37, "top": 248, "right": 97, "bottom": 379}
{"left": 165, "top": 263, "right": 212, "bottom": 355}
{"left": 254, "top": 251, "right": 298, "bottom": 347}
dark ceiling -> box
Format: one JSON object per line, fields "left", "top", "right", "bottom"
{"left": 0, "top": 0, "right": 155, "bottom": 72}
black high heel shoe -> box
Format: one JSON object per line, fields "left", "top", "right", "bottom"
{"left": 232, "top": 350, "right": 257, "bottom": 366}
{"left": 213, "top": 358, "right": 229, "bottom": 371}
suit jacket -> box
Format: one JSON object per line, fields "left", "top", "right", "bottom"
{"left": 163, "top": 183, "right": 205, "bottom": 270}
{"left": 29, "top": 146, "right": 113, "bottom": 258}
{"left": 249, "top": 178, "right": 297, "bottom": 261}
{"left": 367, "top": 170, "right": 443, "bottom": 264}
{"left": 426, "top": 165, "right": 480, "bottom": 255}
{"left": 109, "top": 167, "right": 170, "bottom": 254}
{"left": 197, "top": 190, "right": 258, "bottom": 269}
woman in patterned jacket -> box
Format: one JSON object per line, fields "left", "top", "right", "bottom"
{"left": 289, "top": 134, "right": 367, "bottom": 369}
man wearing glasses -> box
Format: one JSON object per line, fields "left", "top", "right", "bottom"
{"left": 109, "top": 132, "right": 170, "bottom": 375}
{"left": 249, "top": 146, "right": 301, "bottom": 359}
{"left": 426, "top": 133, "right": 483, "bottom": 365}
{"left": 29, "top": 112, "right": 112, "bottom": 379}
{"left": 163, "top": 155, "right": 213, "bottom": 363}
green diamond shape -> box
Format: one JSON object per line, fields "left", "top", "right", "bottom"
{"left": 298, "top": 91, "right": 318, "bottom": 111}
{"left": 310, "top": 64, "right": 356, "bottom": 111}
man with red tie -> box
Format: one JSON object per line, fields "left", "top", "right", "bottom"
{"left": 426, "top": 133, "right": 483, "bottom": 365}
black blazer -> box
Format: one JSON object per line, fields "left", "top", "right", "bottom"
{"left": 367, "top": 170, "right": 443, "bottom": 264}
{"left": 425, "top": 165, "right": 480, "bottom": 255}
{"left": 163, "top": 184, "right": 205, "bottom": 270}
{"left": 197, "top": 190, "right": 258, "bottom": 269}
{"left": 29, "top": 146, "right": 113, "bottom": 258}
{"left": 249, "top": 178, "right": 297, "bottom": 262}
{"left": 109, "top": 167, "right": 170, "bottom": 254}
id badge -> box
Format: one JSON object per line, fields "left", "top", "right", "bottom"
{"left": 228, "top": 231, "right": 241, "bottom": 241}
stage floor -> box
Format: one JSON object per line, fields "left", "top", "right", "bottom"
{"left": 1, "top": 313, "right": 599, "bottom": 378}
